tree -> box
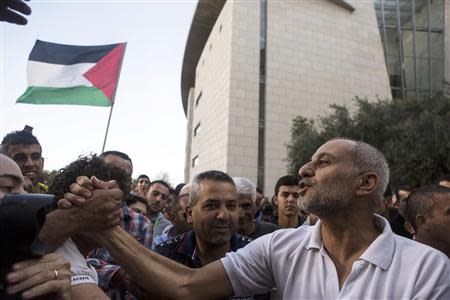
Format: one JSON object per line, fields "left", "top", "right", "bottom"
{"left": 286, "top": 94, "right": 450, "bottom": 188}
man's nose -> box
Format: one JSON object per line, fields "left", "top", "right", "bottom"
{"left": 299, "top": 161, "right": 314, "bottom": 178}
{"left": 238, "top": 207, "right": 245, "bottom": 217}
{"left": 217, "top": 205, "right": 230, "bottom": 220}
{"left": 23, "top": 156, "right": 34, "bottom": 167}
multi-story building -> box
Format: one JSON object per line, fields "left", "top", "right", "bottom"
{"left": 181, "top": 0, "right": 449, "bottom": 194}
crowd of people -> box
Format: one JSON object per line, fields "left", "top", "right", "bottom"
{"left": 2, "top": 2, "right": 449, "bottom": 299}
{"left": 0, "top": 127, "right": 449, "bottom": 299}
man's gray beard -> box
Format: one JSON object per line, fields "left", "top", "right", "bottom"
{"left": 300, "top": 181, "right": 353, "bottom": 219}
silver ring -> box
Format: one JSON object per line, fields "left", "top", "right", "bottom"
{"left": 52, "top": 269, "right": 58, "bottom": 280}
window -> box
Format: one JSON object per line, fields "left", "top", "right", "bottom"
{"left": 195, "top": 91, "right": 202, "bottom": 107}
{"left": 219, "top": 24, "right": 222, "bottom": 33}
{"left": 194, "top": 122, "right": 201, "bottom": 137}
{"left": 374, "top": 0, "right": 445, "bottom": 98}
{"left": 192, "top": 155, "right": 199, "bottom": 167}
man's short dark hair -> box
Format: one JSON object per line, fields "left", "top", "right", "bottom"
{"left": 190, "top": 170, "right": 235, "bottom": 207}
{"left": 274, "top": 175, "right": 299, "bottom": 196}
{"left": 261, "top": 202, "right": 274, "bottom": 215}
{"left": 101, "top": 150, "right": 133, "bottom": 165}
{"left": 49, "top": 154, "right": 131, "bottom": 200}
{"left": 1, "top": 129, "right": 40, "bottom": 154}
{"left": 405, "top": 185, "right": 450, "bottom": 230}
{"left": 125, "top": 193, "right": 150, "bottom": 211}
{"left": 137, "top": 174, "right": 150, "bottom": 181}
{"left": 175, "top": 183, "right": 185, "bottom": 196}
{"left": 150, "top": 180, "right": 171, "bottom": 190}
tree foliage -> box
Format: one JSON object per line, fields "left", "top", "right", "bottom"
{"left": 286, "top": 94, "right": 450, "bottom": 188}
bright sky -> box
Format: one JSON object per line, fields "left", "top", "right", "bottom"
{"left": 0, "top": 0, "right": 198, "bottom": 186}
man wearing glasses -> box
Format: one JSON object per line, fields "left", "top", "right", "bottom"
{"left": 145, "top": 180, "right": 173, "bottom": 248}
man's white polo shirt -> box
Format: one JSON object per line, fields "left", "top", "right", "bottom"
{"left": 221, "top": 215, "right": 450, "bottom": 299}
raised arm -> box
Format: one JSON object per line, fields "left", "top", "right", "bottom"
{"left": 63, "top": 177, "right": 234, "bottom": 299}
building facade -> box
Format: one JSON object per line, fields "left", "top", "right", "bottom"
{"left": 181, "top": 0, "right": 449, "bottom": 194}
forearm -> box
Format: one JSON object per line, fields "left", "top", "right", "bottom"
{"left": 71, "top": 283, "right": 109, "bottom": 300}
{"left": 100, "top": 227, "right": 233, "bottom": 300}
{"left": 99, "top": 226, "right": 191, "bottom": 299}
{"left": 40, "top": 209, "right": 79, "bottom": 252}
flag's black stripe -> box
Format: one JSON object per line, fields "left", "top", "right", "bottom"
{"left": 29, "top": 40, "right": 121, "bottom": 65}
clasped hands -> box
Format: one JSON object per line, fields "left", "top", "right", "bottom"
{"left": 59, "top": 176, "right": 124, "bottom": 234}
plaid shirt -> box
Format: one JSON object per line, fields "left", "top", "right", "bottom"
{"left": 87, "top": 204, "right": 152, "bottom": 300}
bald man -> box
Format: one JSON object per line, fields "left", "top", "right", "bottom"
{"left": 0, "top": 153, "right": 26, "bottom": 197}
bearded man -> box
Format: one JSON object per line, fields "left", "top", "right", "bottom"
{"left": 64, "top": 138, "right": 450, "bottom": 299}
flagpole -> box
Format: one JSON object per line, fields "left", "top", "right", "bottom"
{"left": 101, "top": 43, "right": 127, "bottom": 153}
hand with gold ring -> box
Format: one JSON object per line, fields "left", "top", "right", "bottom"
{"left": 6, "top": 253, "right": 71, "bottom": 299}
{"left": 52, "top": 269, "right": 59, "bottom": 280}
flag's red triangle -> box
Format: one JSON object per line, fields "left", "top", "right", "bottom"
{"left": 83, "top": 43, "right": 125, "bottom": 102}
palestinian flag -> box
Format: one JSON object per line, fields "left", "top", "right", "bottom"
{"left": 17, "top": 40, "right": 126, "bottom": 106}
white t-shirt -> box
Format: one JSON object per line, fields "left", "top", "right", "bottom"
{"left": 54, "top": 238, "right": 98, "bottom": 286}
{"left": 221, "top": 216, "right": 450, "bottom": 299}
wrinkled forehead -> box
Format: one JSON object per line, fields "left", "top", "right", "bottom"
{"left": 180, "top": 184, "right": 190, "bottom": 195}
{"left": 150, "top": 183, "right": 169, "bottom": 194}
{"left": 237, "top": 193, "right": 254, "bottom": 203}
{"left": 313, "top": 139, "right": 356, "bottom": 161}
{"left": 199, "top": 179, "right": 237, "bottom": 196}
{"left": 0, "top": 154, "right": 24, "bottom": 180}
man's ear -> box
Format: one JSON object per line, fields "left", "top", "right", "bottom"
{"left": 355, "top": 172, "right": 378, "bottom": 196}
{"left": 404, "top": 221, "right": 416, "bottom": 236}
{"left": 186, "top": 205, "right": 194, "bottom": 224}
{"left": 273, "top": 196, "right": 278, "bottom": 206}
{"left": 416, "top": 214, "right": 429, "bottom": 230}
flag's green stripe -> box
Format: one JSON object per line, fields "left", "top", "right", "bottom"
{"left": 16, "top": 86, "right": 111, "bottom": 107}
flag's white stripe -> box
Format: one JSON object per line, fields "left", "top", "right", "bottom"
{"left": 27, "top": 61, "right": 95, "bottom": 88}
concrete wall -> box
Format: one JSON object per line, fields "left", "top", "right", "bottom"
{"left": 263, "top": 0, "right": 391, "bottom": 194}
{"left": 188, "top": 0, "right": 234, "bottom": 180}
{"left": 184, "top": 87, "right": 195, "bottom": 182}
{"left": 226, "top": 0, "right": 260, "bottom": 184}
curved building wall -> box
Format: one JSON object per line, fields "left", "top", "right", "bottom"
{"left": 263, "top": 0, "right": 391, "bottom": 193}
{"left": 226, "top": 1, "right": 260, "bottom": 183}
{"left": 187, "top": 1, "right": 234, "bottom": 179}
{"left": 184, "top": 0, "right": 396, "bottom": 193}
